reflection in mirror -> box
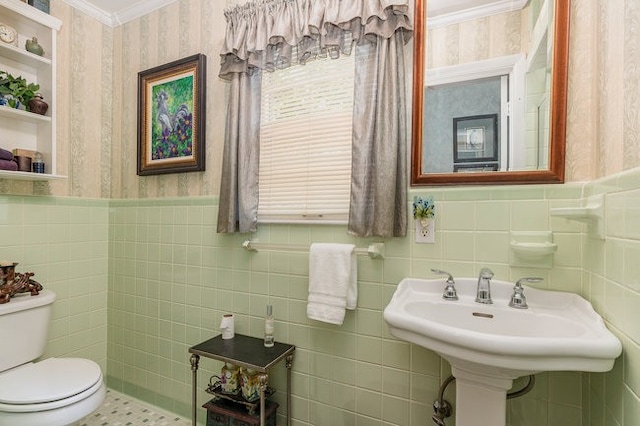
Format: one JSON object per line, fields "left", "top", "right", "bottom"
{"left": 411, "top": 0, "right": 570, "bottom": 185}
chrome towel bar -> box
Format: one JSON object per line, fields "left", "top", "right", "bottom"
{"left": 241, "top": 240, "right": 384, "bottom": 259}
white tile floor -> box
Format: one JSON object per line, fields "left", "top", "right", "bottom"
{"left": 78, "top": 389, "right": 190, "bottom": 426}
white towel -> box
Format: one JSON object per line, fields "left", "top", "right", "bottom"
{"left": 306, "top": 243, "right": 357, "bottom": 325}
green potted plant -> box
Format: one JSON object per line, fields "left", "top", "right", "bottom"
{"left": 0, "top": 71, "right": 40, "bottom": 109}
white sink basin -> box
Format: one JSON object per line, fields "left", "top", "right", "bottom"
{"left": 384, "top": 277, "right": 622, "bottom": 426}
{"left": 384, "top": 277, "right": 621, "bottom": 378}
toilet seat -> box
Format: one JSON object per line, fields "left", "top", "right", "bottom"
{"left": 0, "top": 358, "right": 103, "bottom": 413}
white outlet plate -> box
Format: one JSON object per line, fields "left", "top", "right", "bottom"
{"left": 415, "top": 219, "right": 435, "bottom": 243}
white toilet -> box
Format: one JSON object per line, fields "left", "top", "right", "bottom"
{"left": 0, "top": 289, "right": 106, "bottom": 426}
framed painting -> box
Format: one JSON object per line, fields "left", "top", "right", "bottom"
{"left": 137, "top": 54, "right": 206, "bottom": 175}
{"left": 452, "top": 114, "right": 498, "bottom": 164}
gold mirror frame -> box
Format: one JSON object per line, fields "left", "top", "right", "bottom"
{"left": 411, "top": 0, "right": 570, "bottom": 186}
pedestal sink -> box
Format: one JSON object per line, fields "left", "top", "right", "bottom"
{"left": 383, "top": 277, "right": 622, "bottom": 426}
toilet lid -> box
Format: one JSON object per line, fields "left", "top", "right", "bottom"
{"left": 0, "top": 358, "right": 102, "bottom": 405}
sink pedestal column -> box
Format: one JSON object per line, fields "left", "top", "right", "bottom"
{"left": 451, "top": 366, "right": 514, "bottom": 426}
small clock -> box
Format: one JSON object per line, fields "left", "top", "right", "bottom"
{"left": 0, "top": 23, "right": 18, "bottom": 47}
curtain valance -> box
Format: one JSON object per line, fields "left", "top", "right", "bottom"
{"left": 219, "top": 0, "right": 412, "bottom": 79}
{"left": 217, "top": 0, "right": 412, "bottom": 237}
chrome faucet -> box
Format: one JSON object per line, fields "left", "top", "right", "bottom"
{"left": 431, "top": 269, "right": 458, "bottom": 300}
{"left": 509, "top": 277, "right": 543, "bottom": 309}
{"left": 475, "top": 268, "right": 494, "bottom": 304}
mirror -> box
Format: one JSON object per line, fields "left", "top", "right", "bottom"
{"left": 411, "top": 0, "right": 570, "bottom": 185}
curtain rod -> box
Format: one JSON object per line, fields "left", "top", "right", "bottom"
{"left": 242, "top": 241, "right": 385, "bottom": 259}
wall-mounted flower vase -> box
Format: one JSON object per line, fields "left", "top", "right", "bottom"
{"left": 413, "top": 196, "right": 435, "bottom": 243}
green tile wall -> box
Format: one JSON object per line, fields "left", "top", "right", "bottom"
{"left": 8, "top": 175, "right": 640, "bottom": 425}
{"left": 104, "top": 185, "right": 589, "bottom": 426}
{"left": 580, "top": 168, "right": 640, "bottom": 426}
{"left": 0, "top": 195, "right": 109, "bottom": 371}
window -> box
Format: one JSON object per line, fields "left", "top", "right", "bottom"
{"left": 258, "top": 53, "right": 355, "bottom": 224}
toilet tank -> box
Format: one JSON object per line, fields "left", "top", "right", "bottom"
{"left": 0, "top": 289, "right": 56, "bottom": 373}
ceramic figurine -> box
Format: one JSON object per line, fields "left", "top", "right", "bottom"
{"left": 25, "top": 36, "right": 44, "bottom": 56}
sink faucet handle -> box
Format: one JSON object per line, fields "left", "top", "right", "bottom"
{"left": 430, "top": 269, "right": 458, "bottom": 301}
{"left": 509, "top": 277, "right": 544, "bottom": 309}
{"left": 515, "top": 277, "right": 543, "bottom": 287}
{"left": 431, "top": 268, "right": 454, "bottom": 281}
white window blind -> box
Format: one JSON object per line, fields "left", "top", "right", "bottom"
{"left": 258, "top": 53, "right": 355, "bottom": 223}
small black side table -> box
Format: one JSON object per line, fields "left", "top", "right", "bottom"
{"left": 189, "top": 334, "right": 295, "bottom": 426}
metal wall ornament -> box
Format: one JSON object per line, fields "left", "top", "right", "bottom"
{"left": 137, "top": 54, "right": 206, "bottom": 176}
{"left": 0, "top": 262, "right": 43, "bottom": 304}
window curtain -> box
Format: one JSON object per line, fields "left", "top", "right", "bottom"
{"left": 349, "top": 30, "right": 408, "bottom": 237}
{"left": 217, "top": 0, "right": 412, "bottom": 236}
{"left": 217, "top": 71, "right": 261, "bottom": 233}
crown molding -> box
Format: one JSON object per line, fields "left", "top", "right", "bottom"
{"left": 428, "top": 0, "right": 528, "bottom": 29}
{"left": 62, "top": 0, "right": 114, "bottom": 26}
{"left": 62, "top": 0, "right": 178, "bottom": 27}
{"left": 112, "top": 0, "right": 177, "bottom": 26}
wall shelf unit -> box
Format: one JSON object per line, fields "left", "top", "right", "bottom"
{"left": 550, "top": 194, "right": 605, "bottom": 240}
{"left": 0, "top": 104, "right": 50, "bottom": 122}
{"left": 0, "top": 41, "right": 52, "bottom": 68}
{"left": 0, "top": 0, "right": 63, "bottom": 181}
{"left": 0, "top": 168, "right": 64, "bottom": 180}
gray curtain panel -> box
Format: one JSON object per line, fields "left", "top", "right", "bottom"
{"left": 217, "top": 72, "right": 261, "bottom": 234}
{"left": 349, "top": 32, "right": 408, "bottom": 237}
{"left": 217, "top": 0, "right": 412, "bottom": 236}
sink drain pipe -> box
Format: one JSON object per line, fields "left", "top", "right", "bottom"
{"left": 431, "top": 374, "right": 536, "bottom": 425}
{"left": 431, "top": 375, "right": 455, "bottom": 426}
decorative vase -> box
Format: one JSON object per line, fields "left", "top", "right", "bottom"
{"left": 240, "top": 368, "right": 261, "bottom": 402}
{"left": 0, "top": 95, "right": 20, "bottom": 109}
{"left": 25, "top": 36, "right": 44, "bottom": 56}
{"left": 28, "top": 0, "right": 50, "bottom": 14}
{"left": 28, "top": 93, "right": 48, "bottom": 115}
{"left": 218, "top": 363, "right": 240, "bottom": 395}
